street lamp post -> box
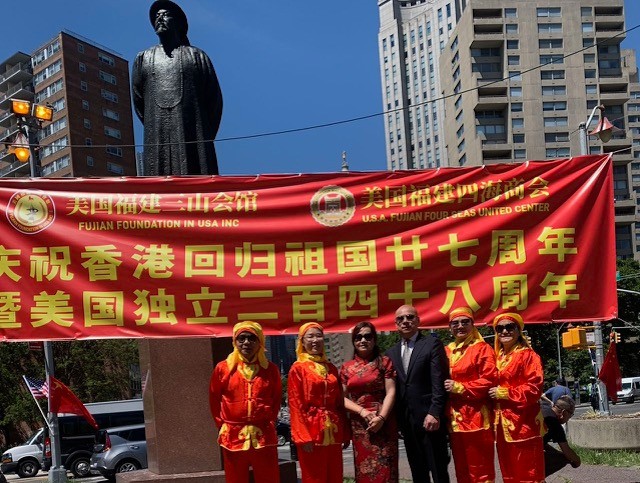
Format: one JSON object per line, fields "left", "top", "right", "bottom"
{"left": 555, "top": 322, "right": 567, "bottom": 381}
{"left": 578, "top": 103, "right": 614, "bottom": 414}
{"left": 8, "top": 99, "right": 67, "bottom": 483}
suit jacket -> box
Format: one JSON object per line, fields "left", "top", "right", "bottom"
{"left": 387, "top": 332, "right": 450, "bottom": 432}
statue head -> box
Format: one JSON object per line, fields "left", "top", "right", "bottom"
{"left": 150, "top": 0, "right": 190, "bottom": 45}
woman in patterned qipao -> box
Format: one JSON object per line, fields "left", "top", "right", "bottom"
{"left": 340, "top": 321, "right": 398, "bottom": 483}
{"left": 288, "top": 323, "right": 350, "bottom": 483}
{"left": 444, "top": 307, "right": 497, "bottom": 483}
{"left": 489, "top": 313, "right": 545, "bottom": 483}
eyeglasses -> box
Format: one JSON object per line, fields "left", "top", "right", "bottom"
{"left": 354, "top": 333, "right": 373, "bottom": 342}
{"left": 236, "top": 334, "right": 258, "bottom": 343}
{"left": 495, "top": 323, "right": 518, "bottom": 333}
{"left": 450, "top": 319, "right": 472, "bottom": 328}
{"left": 395, "top": 314, "right": 417, "bottom": 323}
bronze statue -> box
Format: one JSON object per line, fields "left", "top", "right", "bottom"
{"left": 132, "top": 0, "right": 223, "bottom": 175}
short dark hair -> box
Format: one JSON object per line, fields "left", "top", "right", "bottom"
{"left": 351, "top": 321, "right": 380, "bottom": 359}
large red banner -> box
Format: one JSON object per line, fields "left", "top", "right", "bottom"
{"left": 0, "top": 155, "right": 616, "bottom": 340}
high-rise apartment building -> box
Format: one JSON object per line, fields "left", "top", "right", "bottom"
{"left": 438, "top": 1, "right": 638, "bottom": 259}
{"left": 0, "top": 31, "right": 136, "bottom": 178}
{"left": 378, "top": 0, "right": 466, "bottom": 170}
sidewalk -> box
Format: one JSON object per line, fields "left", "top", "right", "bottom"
{"left": 342, "top": 455, "right": 640, "bottom": 482}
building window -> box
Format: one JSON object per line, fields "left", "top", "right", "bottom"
{"left": 582, "top": 22, "right": 594, "bottom": 33}
{"left": 456, "top": 125, "right": 464, "bottom": 138}
{"left": 543, "top": 101, "right": 567, "bottom": 111}
{"left": 509, "top": 71, "right": 522, "bottom": 81}
{"left": 584, "top": 53, "right": 595, "bottom": 63}
{"left": 87, "top": 156, "right": 94, "bottom": 167}
{"left": 586, "top": 85, "right": 597, "bottom": 95}
{"left": 78, "top": 43, "right": 85, "bottom": 53}
{"left": 583, "top": 38, "right": 595, "bottom": 48}
{"left": 539, "top": 39, "right": 563, "bottom": 49}
{"left": 513, "top": 134, "right": 525, "bottom": 143}
{"left": 83, "top": 118, "right": 91, "bottom": 129}
{"left": 101, "top": 89, "right": 118, "bottom": 102}
{"left": 107, "top": 162, "right": 124, "bottom": 174}
{"left": 80, "top": 81, "right": 88, "bottom": 91}
{"left": 35, "top": 79, "right": 64, "bottom": 103}
{"left": 79, "top": 62, "right": 86, "bottom": 73}
{"left": 542, "top": 85, "right": 566, "bottom": 96}
{"left": 514, "top": 149, "right": 527, "bottom": 159}
{"left": 511, "top": 103, "right": 523, "bottom": 112}
{"left": 505, "top": 8, "right": 517, "bottom": 18}
{"left": 85, "top": 138, "right": 92, "bottom": 145}
{"left": 584, "top": 69, "right": 596, "bottom": 79}
{"left": 544, "top": 117, "right": 568, "bottom": 127}
{"left": 104, "top": 126, "right": 122, "bottom": 139}
{"left": 38, "top": 117, "right": 67, "bottom": 141}
{"left": 51, "top": 98, "right": 65, "bottom": 113}
{"left": 34, "top": 59, "right": 62, "bottom": 86}
{"left": 545, "top": 132, "right": 569, "bottom": 143}
{"left": 538, "top": 23, "right": 562, "bottom": 34}
{"left": 102, "top": 108, "right": 120, "bottom": 121}
{"left": 541, "top": 70, "right": 565, "bottom": 80}
{"left": 98, "top": 52, "right": 115, "bottom": 66}
{"left": 512, "top": 118, "right": 524, "bottom": 129}
{"left": 506, "top": 40, "right": 519, "bottom": 50}
{"left": 506, "top": 24, "right": 518, "bottom": 34}
{"left": 581, "top": 7, "right": 592, "bottom": 17}
{"left": 537, "top": 7, "right": 561, "bottom": 17}
{"left": 510, "top": 87, "right": 522, "bottom": 97}
{"left": 82, "top": 100, "right": 90, "bottom": 110}
{"left": 508, "top": 56, "right": 520, "bottom": 66}
{"left": 99, "top": 71, "right": 117, "bottom": 85}
{"left": 106, "top": 146, "right": 123, "bottom": 157}
{"left": 540, "top": 55, "right": 563, "bottom": 65}
{"left": 546, "top": 147, "right": 570, "bottom": 157}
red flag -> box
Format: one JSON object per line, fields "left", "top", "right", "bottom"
{"left": 598, "top": 341, "right": 623, "bottom": 402}
{"left": 49, "top": 376, "right": 98, "bottom": 429}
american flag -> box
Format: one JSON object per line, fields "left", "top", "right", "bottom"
{"left": 23, "top": 375, "right": 49, "bottom": 399}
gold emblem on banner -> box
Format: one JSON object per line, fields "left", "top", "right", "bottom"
{"left": 6, "top": 191, "right": 55, "bottom": 234}
{"left": 310, "top": 185, "right": 355, "bottom": 227}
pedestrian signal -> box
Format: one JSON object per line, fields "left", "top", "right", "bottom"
{"left": 562, "top": 328, "right": 587, "bottom": 350}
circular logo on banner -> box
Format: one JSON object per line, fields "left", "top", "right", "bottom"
{"left": 310, "top": 185, "right": 356, "bottom": 227}
{"left": 6, "top": 191, "right": 55, "bottom": 234}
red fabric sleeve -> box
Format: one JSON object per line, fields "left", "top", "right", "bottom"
{"left": 508, "top": 350, "right": 544, "bottom": 406}
{"left": 459, "top": 343, "right": 497, "bottom": 400}
{"left": 288, "top": 362, "right": 313, "bottom": 444}
{"left": 209, "top": 362, "right": 225, "bottom": 428}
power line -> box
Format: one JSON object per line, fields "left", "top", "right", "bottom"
{"left": 5, "top": 23, "right": 640, "bottom": 153}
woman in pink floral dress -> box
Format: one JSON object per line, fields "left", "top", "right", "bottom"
{"left": 340, "top": 321, "right": 398, "bottom": 483}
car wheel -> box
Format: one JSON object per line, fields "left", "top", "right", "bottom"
{"left": 116, "top": 460, "right": 141, "bottom": 473}
{"left": 277, "top": 434, "right": 287, "bottom": 446}
{"left": 17, "top": 459, "right": 39, "bottom": 478}
{"left": 70, "top": 456, "right": 91, "bottom": 478}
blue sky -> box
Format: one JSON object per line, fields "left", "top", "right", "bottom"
{"left": 2, "top": 1, "right": 640, "bottom": 175}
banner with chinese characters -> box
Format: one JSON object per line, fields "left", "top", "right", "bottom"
{"left": 0, "top": 155, "right": 616, "bottom": 340}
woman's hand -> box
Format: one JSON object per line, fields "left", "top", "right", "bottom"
{"left": 444, "top": 379, "right": 455, "bottom": 392}
{"left": 360, "top": 408, "right": 375, "bottom": 423}
{"left": 301, "top": 442, "right": 314, "bottom": 453}
{"left": 488, "top": 387, "right": 498, "bottom": 399}
{"left": 367, "top": 415, "right": 385, "bottom": 433}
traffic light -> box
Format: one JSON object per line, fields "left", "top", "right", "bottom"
{"left": 562, "top": 327, "right": 587, "bottom": 350}
{"left": 611, "top": 331, "right": 621, "bottom": 344}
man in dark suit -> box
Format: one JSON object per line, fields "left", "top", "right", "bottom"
{"left": 387, "top": 304, "right": 450, "bottom": 483}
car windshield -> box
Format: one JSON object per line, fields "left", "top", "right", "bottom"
{"left": 621, "top": 382, "right": 632, "bottom": 390}
{"left": 23, "top": 429, "right": 43, "bottom": 445}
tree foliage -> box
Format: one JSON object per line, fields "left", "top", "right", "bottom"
{"left": 0, "top": 339, "right": 138, "bottom": 452}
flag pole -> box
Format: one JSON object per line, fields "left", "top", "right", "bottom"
{"left": 44, "top": 341, "right": 67, "bottom": 483}
{"left": 21, "top": 375, "right": 51, "bottom": 431}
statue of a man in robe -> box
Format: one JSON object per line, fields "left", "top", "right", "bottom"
{"left": 132, "top": 0, "right": 223, "bottom": 175}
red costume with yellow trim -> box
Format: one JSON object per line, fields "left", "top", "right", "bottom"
{"left": 445, "top": 307, "right": 497, "bottom": 483}
{"left": 209, "top": 322, "right": 282, "bottom": 483}
{"left": 288, "top": 323, "right": 350, "bottom": 483}
{"left": 492, "top": 313, "right": 545, "bottom": 483}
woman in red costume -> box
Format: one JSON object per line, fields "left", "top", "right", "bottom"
{"left": 340, "top": 321, "right": 398, "bottom": 483}
{"left": 444, "top": 307, "right": 497, "bottom": 483}
{"left": 489, "top": 312, "right": 545, "bottom": 483}
{"left": 288, "top": 322, "right": 350, "bottom": 483}
{"left": 209, "top": 321, "right": 282, "bottom": 483}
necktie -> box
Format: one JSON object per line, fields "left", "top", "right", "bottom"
{"left": 402, "top": 339, "right": 411, "bottom": 373}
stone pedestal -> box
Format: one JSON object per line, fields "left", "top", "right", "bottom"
{"left": 117, "top": 338, "right": 229, "bottom": 483}
{"left": 117, "top": 338, "right": 297, "bottom": 483}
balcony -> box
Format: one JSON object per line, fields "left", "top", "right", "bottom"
{"left": 473, "top": 24, "right": 503, "bottom": 39}
{"left": 0, "top": 62, "right": 32, "bottom": 91}
{"left": 614, "top": 193, "right": 636, "bottom": 209}
{"left": 0, "top": 82, "right": 35, "bottom": 110}
{"left": 0, "top": 159, "right": 30, "bottom": 178}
